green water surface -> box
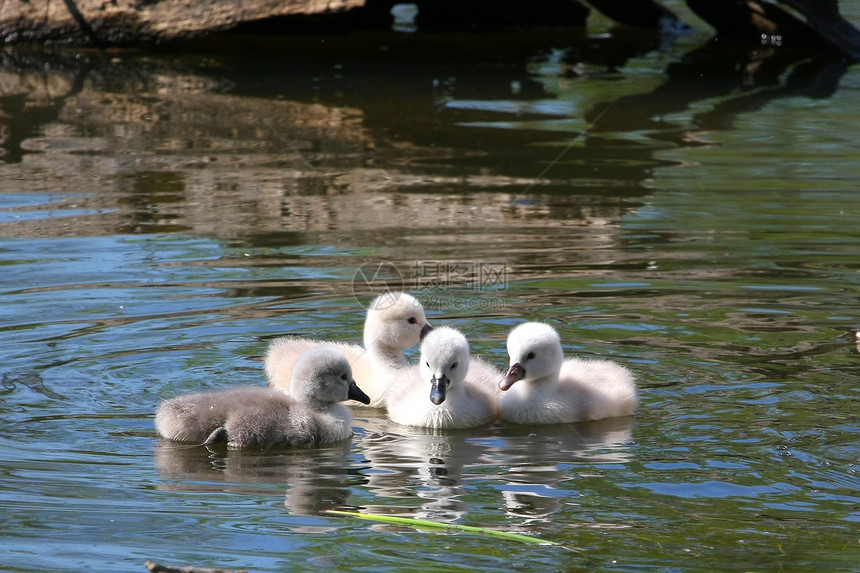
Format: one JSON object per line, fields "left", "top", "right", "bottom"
{"left": 1, "top": 6, "right": 858, "bottom": 572}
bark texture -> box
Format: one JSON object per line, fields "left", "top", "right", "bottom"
{"left": 1, "top": 0, "right": 858, "bottom": 61}
{"left": 0, "top": 0, "right": 364, "bottom": 43}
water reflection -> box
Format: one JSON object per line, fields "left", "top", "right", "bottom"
{"left": 495, "top": 417, "right": 635, "bottom": 526}
{"left": 357, "top": 414, "right": 635, "bottom": 526}
{"left": 1, "top": 28, "right": 853, "bottom": 243}
{"left": 360, "top": 424, "right": 496, "bottom": 522}
{"left": 155, "top": 438, "right": 355, "bottom": 518}
{"left": 154, "top": 411, "right": 636, "bottom": 526}
{"left": 583, "top": 38, "right": 849, "bottom": 138}
{"left": 2, "top": 22, "right": 859, "bottom": 573}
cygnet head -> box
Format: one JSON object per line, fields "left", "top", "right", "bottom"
{"left": 500, "top": 322, "right": 564, "bottom": 391}
{"left": 290, "top": 347, "right": 371, "bottom": 405}
{"left": 364, "top": 291, "right": 432, "bottom": 350}
{"left": 419, "top": 326, "right": 471, "bottom": 405}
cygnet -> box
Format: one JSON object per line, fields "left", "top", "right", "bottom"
{"left": 499, "top": 322, "right": 637, "bottom": 425}
{"left": 386, "top": 326, "right": 498, "bottom": 429}
{"left": 155, "top": 347, "right": 370, "bottom": 448}
{"left": 265, "top": 291, "right": 432, "bottom": 408}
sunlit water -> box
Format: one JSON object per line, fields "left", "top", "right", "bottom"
{"left": 1, "top": 9, "right": 859, "bottom": 572}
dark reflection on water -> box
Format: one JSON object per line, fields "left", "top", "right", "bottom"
{"left": 1, "top": 24, "right": 852, "bottom": 243}
{"left": 1, "top": 10, "right": 859, "bottom": 573}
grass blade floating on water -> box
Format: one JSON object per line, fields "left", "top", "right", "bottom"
{"left": 324, "top": 509, "right": 559, "bottom": 546}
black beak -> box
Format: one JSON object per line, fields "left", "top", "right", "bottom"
{"left": 500, "top": 362, "right": 525, "bottom": 391}
{"left": 429, "top": 374, "right": 449, "bottom": 405}
{"left": 420, "top": 322, "right": 433, "bottom": 341}
{"left": 348, "top": 380, "right": 371, "bottom": 404}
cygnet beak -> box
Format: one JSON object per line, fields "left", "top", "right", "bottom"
{"left": 348, "top": 380, "right": 371, "bottom": 404}
{"left": 420, "top": 322, "right": 433, "bottom": 341}
{"left": 429, "top": 374, "right": 449, "bottom": 405}
{"left": 500, "top": 362, "right": 525, "bottom": 391}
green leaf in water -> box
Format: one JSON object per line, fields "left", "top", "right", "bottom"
{"left": 324, "top": 509, "right": 560, "bottom": 546}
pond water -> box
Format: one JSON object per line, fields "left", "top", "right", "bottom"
{"left": 1, "top": 6, "right": 859, "bottom": 572}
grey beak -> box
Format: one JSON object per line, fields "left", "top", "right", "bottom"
{"left": 420, "top": 322, "right": 433, "bottom": 341}
{"left": 499, "top": 362, "right": 525, "bottom": 391}
{"left": 429, "top": 374, "right": 449, "bottom": 405}
{"left": 348, "top": 380, "right": 371, "bottom": 404}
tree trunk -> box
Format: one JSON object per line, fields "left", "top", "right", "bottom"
{"left": 0, "top": 0, "right": 365, "bottom": 44}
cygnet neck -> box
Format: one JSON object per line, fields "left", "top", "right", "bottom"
{"left": 364, "top": 336, "right": 408, "bottom": 370}
{"left": 520, "top": 369, "right": 560, "bottom": 392}
{"left": 304, "top": 396, "right": 333, "bottom": 412}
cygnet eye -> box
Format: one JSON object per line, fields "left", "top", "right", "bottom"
{"left": 526, "top": 351, "right": 536, "bottom": 360}
{"left": 340, "top": 373, "right": 349, "bottom": 381}
{"left": 407, "top": 317, "right": 417, "bottom": 324}
{"left": 425, "top": 361, "right": 430, "bottom": 367}
{"left": 451, "top": 362, "right": 458, "bottom": 370}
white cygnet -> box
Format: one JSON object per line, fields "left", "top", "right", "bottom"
{"left": 499, "top": 322, "right": 637, "bottom": 425}
{"left": 386, "top": 326, "right": 498, "bottom": 429}
{"left": 265, "top": 291, "right": 432, "bottom": 408}
{"left": 155, "top": 347, "right": 371, "bottom": 449}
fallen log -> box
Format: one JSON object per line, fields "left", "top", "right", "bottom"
{"left": 0, "top": 0, "right": 364, "bottom": 44}
{"left": 0, "top": 0, "right": 595, "bottom": 43}
{"left": 1, "top": 0, "right": 857, "bottom": 62}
